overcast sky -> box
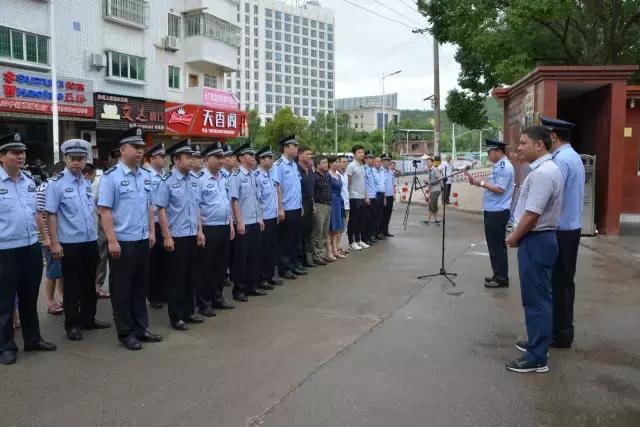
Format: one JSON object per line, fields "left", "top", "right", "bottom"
{"left": 321, "top": 0, "right": 461, "bottom": 110}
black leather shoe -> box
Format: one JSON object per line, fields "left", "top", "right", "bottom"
{"left": 292, "top": 268, "right": 308, "bottom": 275}
{"left": 376, "top": 233, "right": 387, "bottom": 240}
{"left": 24, "top": 340, "right": 57, "bottom": 352}
{"left": 199, "top": 307, "right": 217, "bottom": 317}
{"left": 302, "top": 261, "right": 316, "bottom": 268}
{"left": 66, "top": 328, "right": 83, "bottom": 341}
{"left": 282, "top": 271, "right": 297, "bottom": 280}
{"left": 313, "top": 259, "right": 327, "bottom": 266}
{"left": 505, "top": 356, "right": 548, "bottom": 373}
{"left": 149, "top": 301, "right": 164, "bottom": 309}
{"left": 484, "top": 276, "right": 496, "bottom": 283}
{"left": 0, "top": 350, "right": 17, "bottom": 365}
{"left": 365, "top": 240, "right": 376, "bottom": 245}
{"left": 81, "top": 319, "right": 111, "bottom": 330}
{"left": 233, "top": 293, "right": 248, "bottom": 302}
{"left": 122, "top": 336, "right": 142, "bottom": 351}
{"left": 186, "top": 314, "right": 205, "bottom": 324}
{"left": 550, "top": 340, "right": 572, "bottom": 349}
{"left": 258, "top": 282, "right": 274, "bottom": 291}
{"left": 269, "top": 278, "right": 284, "bottom": 286}
{"left": 248, "top": 289, "right": 268, "bottom": 296}
{"left": 213, "top": 298, "right": 235, "bottom": 309}
{"left": 484, "top": 278, "right": 509, "bottom": 288}
{"left": 136, "top": 331, "right": 163, "bottom": 343}
{"left": 172, "top": 320, "right": 189, "bottom": 331}
{"left": 384, "top": 232, "right": 394, "bottom": 237}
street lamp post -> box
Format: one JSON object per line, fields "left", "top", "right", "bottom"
{"left": 381, "top": 70, "right": 401, "bottom": 153}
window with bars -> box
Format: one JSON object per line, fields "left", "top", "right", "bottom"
{"left": 0, "top": 27, "right": 48, "bottom": 65}
{"left": 185, "top": 13, "right": 241, "bottom": 47}
{"left": 168, "top": 14, "right": 181, "bottom": 37}
{"left": 103, "top": 0, "right": 149, "bottom": 28}
{"left": 168, "top": 66, "right": 180, "bottom": 89}
{"left": 108, "top": 51, "right": 145, "bottom": 81}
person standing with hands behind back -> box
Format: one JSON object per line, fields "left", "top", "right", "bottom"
{"left": 504, "top": 126, "right": 563, "bottom": 374}
{"left": 424, "top": 157, "right": 442, "bottom": 226}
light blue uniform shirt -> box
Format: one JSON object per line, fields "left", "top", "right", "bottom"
{"left": 255, "top": 167, "right": 278, "bottom": 220}
{"left": 383, "top": 167, "right": 394, "bottom": 196}
{"left": 0, "top": 168, "right": 38, "bottom": 249}
{"left": 229, "top": 165, "right": 261, "bottom": 225}
{"left": 552, "top": 144, "right": 584, "bottom": 230}
{"left": 273, "top": 156, "right": 302, "bottom": 211}
{"left": 45, "top": 168, "right": 97, "bottom": 244}
{"left": 483, "top": 156, "right": 514, "bottom": 212}
{"left": 374, "top": 167, "right": 386, "bottom": 193}
{"left": 199, "top": 169, "right": 231, "bottom": 226}
{"left": 364, "top": 165, "right": 379, "bottom": 198}
{"left": 145, "top": 166, "right": 164, "bottom": 223}
{"left": 154, "top": 168, "right": 201, "bottom": 238}
{"left": 97, "top": 162, "right": 151, "bottom": 242}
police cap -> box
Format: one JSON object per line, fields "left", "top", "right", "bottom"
{"left": 0, "top": 133, "right": 27, "bottom": 152}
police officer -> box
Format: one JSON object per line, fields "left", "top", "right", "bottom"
{"left": 0, "top": 133, "right": 56, "bottom": 365}
{"left": 273, "top": 135, "right": 304, "bottom": 279}
{"left": 221, "top": 144, "right": 236, "bottom": 288}
{"left": 191, "top": 144, "right": 204, "bottom": 175}
{"left": 255, "top": 146, "right": 279, "bottom": 289}
{"left": 373, "top": 156, "right": 387, "bottom": 240}
{"left": 505, "top": 126, "right": 563, "bottom": 373}
{"left": 543, "top": 116, "right": 584, "bottom": 349}
{"left": 196, "top": 142, "right": 235, "bottom": 315}
{"left": 229, "top": 143, "right": 265, "bottom": 302}
{"left": 98, "top": 128, "right": 162, "bottom": 350}
{"left": 143, "top": 143, "right": 167, "bottom": 309}
{"left": 46, "top": 139, "right": 110, "bottom": 341}
{"left": 363, "top": 150, "right": 379, "bottom": 245}
{"left": 467, "top": 139, "right": 515, "bottom": 288}
{"left": 155, "top": 139, "right": 206, "bottom": 331}
{"left": 380, "top": 153, "right": 395, "bottom": 237}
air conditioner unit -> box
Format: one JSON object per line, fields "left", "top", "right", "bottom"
{"left": 90, "top": 53, "right": 106, "bottom": 69}
{"left": 164, "top": 36, "right": 180, "bottom": 51}
{"left": 81, "top": 130, "right": 97, "bottom": 147}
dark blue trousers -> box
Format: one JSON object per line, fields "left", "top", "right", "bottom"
{"left": 517, "top": 231, "right": 558, "bottom": 364}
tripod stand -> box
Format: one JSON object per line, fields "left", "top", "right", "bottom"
{"left": 402, "top": 163, "right": 430, "bottom": 229}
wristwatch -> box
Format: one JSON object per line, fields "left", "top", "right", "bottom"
{"left": 480, "top": 181, "right": 485, "bottom": 188}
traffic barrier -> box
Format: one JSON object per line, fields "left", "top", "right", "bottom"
{"left": 452, "top": 192, "right": 459, "bottom": 208}
{"left": 400, "top": 182, "right": 409, "bottom": 202}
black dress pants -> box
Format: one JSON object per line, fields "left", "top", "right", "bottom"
{"left": 109, "top": 239, "right": 150, "bottom": 340}
{"left": 381, "top": 196, "right": 394, "bottom": 233}
{"left": 298, "top": 198, "right": 314, "bottom": 264}
{"left": 0, "top": 243, "right": 43, "bottom": 352}
{"left": 552, "top": 229, "right": 581, "bottom": 344}
{"left": 278, "top": 209, "right": 301, "bottom": 273}
{"left": 261, "top": 218, "right": 278, "bottom": 281}
{"left": 61, "top": 241, "right": 98, "bottom": 332}
{"left": 374, "top": 192, "right": 385, "bottom": 234}
{"left": 148, "top": 224, "right": 167, "bottom": 304}
{"left": 233, "top": 223, "right": 262, "bottom": 295}
{"left": 483, "top": 210, "right": 510, "bottom": 280}
{"left": 197, "top": 225, "right": 230, "bottom": 310}
{"left": 167, "top": 236, "right": 198, "bottom": 324}
{"left": 347, "top": 198, "right": 364, "bottom": 244}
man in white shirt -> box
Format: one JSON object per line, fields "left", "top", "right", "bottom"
{"left": 438, "top": 155, "right": 453, "bottom": 204}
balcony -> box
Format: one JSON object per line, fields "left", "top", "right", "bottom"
{"left": 183, "top": 0, "right": 238, "bottom": 24}
{"left": 183, "top": 13, "right": 240, "bottom": 71}
{"left": 103, "top": 0, "right": 149, "bottom": 29}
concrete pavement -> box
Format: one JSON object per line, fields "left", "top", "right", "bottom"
{"left": 2, "top": 209, "right": 638, "bottom": 426}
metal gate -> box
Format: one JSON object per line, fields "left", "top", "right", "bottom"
{"left": 581, "top": 154, "right": 596, "bottom": 235}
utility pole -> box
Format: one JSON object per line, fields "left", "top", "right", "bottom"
{"left": 413, "top": 28, "right": 441, "bottom": 155}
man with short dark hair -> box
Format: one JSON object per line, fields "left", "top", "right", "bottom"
{"left": 424, "top": 157, "right": 442, "bottom": 225}
{"left": 505, "top": 126, "right": 563, "bottom": 373}
{"left": 311, "top": 155, "right": 332, "bottom": 264}
{"left": 346, "top": 145, "right": 368, "bottom": 250}
{"left": 255, "top": 146, "right": 280, "bottom": 289}
{"left": 297, "top": 145, "right": 315, "bottom": 269}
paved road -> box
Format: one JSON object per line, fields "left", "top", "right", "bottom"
{"left": 2, "top": 210, "right": 639, "bottom": 426}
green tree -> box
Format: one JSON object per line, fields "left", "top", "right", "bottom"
{"left": 258, "top": 107, "right": 308, "bottom": 149}
{"left": 418, "top": 0, "right": 640, "bottom": 128}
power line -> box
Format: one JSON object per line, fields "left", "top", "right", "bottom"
{"left": 370, "top": 0, "right": 425, "bottom": 28}
{"left": 395, "top": 0, "right": 423, "bottom": 15}
{"left": 338, "top": 0, "right": 415, "bottom": 29}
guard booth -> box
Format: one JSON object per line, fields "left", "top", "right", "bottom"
{"left": 494, "top": 66, "right": 640, "bottom": 235}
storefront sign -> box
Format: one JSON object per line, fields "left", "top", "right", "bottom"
{"left": 202, "top": 88, "right": 239, "bottom": 110}
{"left": 0, "top": 66, "right": 94, "bottom": 118}
{"left": 165, "top": 103, "right": 246, "bottom": 138}
{"left": 94, "top": 93, "right": 165, "bottom": 131}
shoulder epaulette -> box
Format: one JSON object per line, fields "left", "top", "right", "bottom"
{"left": 104, "top": 166, "right": 117, "bottom": 175}
{"left": 50, "top": 172, "right": 64, "bottom": 181}
{"left": 253, "top": 170, "right": 260, "bottom": 176}
{"left": 161, "top": 171, "right": 171, "bottom": 181}
{"left": 196, "top": 170, "right": 204, "bottom": 178}
{"left": 232, "top": 169, "right": 240, "bottom": 176}
{"left": 22, "top": 170, "right": 35, "bottom": 183}
{"left": 275, "top": 158, "right": 283, "bottom": 165}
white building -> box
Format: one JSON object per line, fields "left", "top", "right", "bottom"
{"left": 226, "top": 0, "right": 335, "bottom": 122}
{"left": 336, "top": 94, "right": 400, "bottom": 132}
{"left": 0, "top": 0, "right": 241, "bottom": 165}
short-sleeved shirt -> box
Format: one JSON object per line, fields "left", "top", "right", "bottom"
{"left": 427, "top": 167, "right": 442, "bottom": 192}
{"left": 97, "top": 162, "right": 151, "bottom": 242}
{"left": 512, "top": 154, "right": 564, "bottom": 231}
{"left": 382, "top": 167, "right": 394, "bottom": 196}
{"left": 154, "top": 168, "right": 201, "bottom": 238}
{"left": 438, "top": 161, "right": 453, "bottom": 184}
{"left": 145, "top": 166, "right": 164, "bottom": 223}
{"left": 255, "top": 167, "right": 278, "bottom": 220}
{"left": 483, "top": 156, "right": 514, "bottom": 212}
{"left": 0, "top": 168, "right": 38, "bottom": 249}
{"left": 299, "top": 163, "right": 314, "bottom": 202}
{"left": 273, "top": 155, "right": 302, "bottom": 211}
{"left": 229, "top": 165, "right": 261, "bottom": 225}
{"left": 199, "top": 169, "right": 231, "bottom": 226}
{"left": 552, "top": 144, "right": 584, "bottom": 230}
{"left": 364, "top": 165, "right": 379, "bottom": 198}
{"left": 346, "top": 161, "right": 365, "bottom": 199}
{"left": 339, "top": 171, "right": 350, "bottom": 209}
{"left": 313, "top": 171, "right": 332, "bottom": 205}
{"left": 45, "top": 168, "right": 97, "bottom": 244}
{"left": 374, "top": 167, "right": 386, "bottom": 193}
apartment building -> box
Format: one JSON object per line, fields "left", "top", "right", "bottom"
{"left": 336, "top": 93, "right": 400, "bottom": 132}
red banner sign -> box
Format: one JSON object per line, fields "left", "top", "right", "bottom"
{"left": 165, "top": 103, "right": 246, "bottom": 138}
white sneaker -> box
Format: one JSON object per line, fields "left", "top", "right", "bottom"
{"left": 350, "top": 242, "right": 362, "bottom": 251}
{"left": 358, "top": 241, "right": 370, "bottom": 249}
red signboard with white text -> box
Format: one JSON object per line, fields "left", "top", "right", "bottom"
{"left": 165, "top": 103, "right": 246, "bottom": 139}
